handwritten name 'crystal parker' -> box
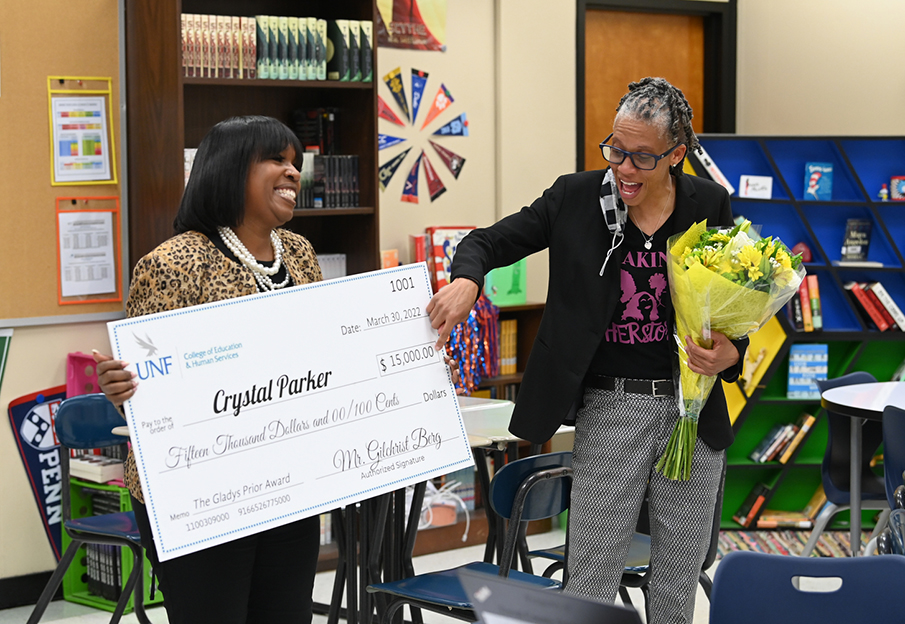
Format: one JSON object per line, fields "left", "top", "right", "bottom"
{"left": 212, "top": 369, "right": 333, "bottom": 417}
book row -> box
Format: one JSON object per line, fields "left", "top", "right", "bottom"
{"left": 786, "top": 275, "right": 905, "bottom": 333}
{"left": 499, "top": 319, "right": 518, "bottom": 376}
{"left": 733, "top": 482, "right": 827, "bottom": 530}
{"left": 179, "top": 14, "right": 373, "bottom": 82}
{"left": 748, "top": 412, "right": 816, "bottom": 464}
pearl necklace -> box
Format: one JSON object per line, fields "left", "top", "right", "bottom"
{"left": 217, "top": 226, "right": 291, "bottom": 291}
{"left": 630, "top": 185, "right": 673, "bottom": 250}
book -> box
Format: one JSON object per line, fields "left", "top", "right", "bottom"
{"left": 287, "top": 17, "right": 300, "bottom": 80}
{"left": 748, "top": 424, "right": 785, "bottom": 462}
{"left": 231, "top": 16, "right": 241, "bottom": 79}
{"left": 690, "top": 144, "right": 735, "bottom": 195}
{"left": 193, "top": 14, "right": 203, "bottom": 78}
{"left": 806, "top": 274, "right": 822, "bottom": 330}
{"left": 840, "top": 218, "right": 872, "bottom": 262}
{"left": 866, "top": 281, "right": 905, "bottom": 330}
{"left": 409, "top": 234, "right": 428, "bottom": 265}
{"left": 484, "top": 259, "right": 527, "bottom": 307}
{"left": 359, "top": 20, "right": 373, "bottom": 82}
{"left": 381, "top": 249, "right": 399, "bottom": 269}
{"left": 70, "top": 456, "right": 124, "bottom": 483}
{"left": 804, "top": 161, "right": 833, "bottom": 200}
{"left": 218, "top": 15, "right": 232, "bottom": 79}
{"left": 181, "top": 14, "right": 189, "bottom": 76}
{"left": 844, "top": 281, "right": 890, "bottom": 331}
{"left": 241, "top": 16, "right": 256, "bottom": 79}
{"left": 327, "top": 20, "right": 350, "bottom": 81}
{"left": 316, "top": 20, "right": 328, "bottom": 80}
{"left": 778, "top": 412, "right": 817, "bottom": 464}
{"left": 738, "top": 175, "right": 773, "bottom": 199}
{"left": 305, "top": 18, "right": 318, "bottom": 80}
{"left": 732, "top": 483, "right": 770, "bottom": 528}
{"left": 755, "top": 509, "right": 814, "bottom": 529}
{"left": 200, "top": 14, "right": 212, "bottom": 78}
{"left": 861, "top": 283, "right": 898, "bottom": 331}
{"left": 891, "top": 175, "right": 905, "bottom": 200}
{"left": 787, "top": 343, "right": 828, "bottom": 399}
{"left": 802, "top": 484, "right": 828, "bottom": 519}
{"left": 787, "top": 291, "right": 804, "bottom": 330}
{"left": 798, "top": 278, "right": 813, "bottom": 332}
{"left": 277, "top": 16, "right": 289, "bottom": 79}
{"left": 256, "top": 15, "right": 269, "bottom": 79}
{"left": 348, "top": 20, "right": 361, "bottom": 82}
{"left": 426, "top": 226, "right": 476, "bottom": 292}
{"left": 764, "top": 424, "right": 798, "bottom": 462}
{"left": 268, "top": 16, "right": 279, "bottom": 80}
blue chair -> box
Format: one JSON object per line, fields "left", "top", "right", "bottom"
{"left": 366, "top": 451, "right": 571, "bottom": 623}
{"left": 870, "top": 405, "right": 905, "bottom": 555}
{"left": 526, "top": 461, "right": 724, "bottom": 616}
{"left": 801, "top": 372, "right": 888, "bottom": 556}
{"left": 710, "top": 550, "right": 905, "bottom": 623}
{"left": 26, "top": 394, "right": 151, "bottom": 624}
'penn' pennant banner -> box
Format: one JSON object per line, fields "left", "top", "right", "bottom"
{"left": 421, "top": 151, "right": 447, "bottom": 201}
{"left": 383, "top": 67, "right": 411, "bottom": 123}
{"left": 420, "top": 84, "right": 454, "bottom": 130}
{"left": 8, "top": 385, "right": 68, "bottom": 560}
{"left": 378, "top": 147, "right": 412, "bottom": 191}
{"left": 429, "top": 140, "right": 466, "bottom": 179}
{"left": 401, "top": 151, "right": 424, "bottom": 203}
{"left": 378, "top": 95, "right": 406, "bottom": 127}
{"left": 411, "top": 69, "right": 429, "bottom": 126}
{"left": 433, "top": 113, "right": 468, "bottom": 137}
{"left": 379, "top": 134, "right": 407, "bottom": 151}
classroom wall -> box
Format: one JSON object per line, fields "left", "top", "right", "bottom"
{"left": 4, "top": 0, "right": 905, "bottom": 582}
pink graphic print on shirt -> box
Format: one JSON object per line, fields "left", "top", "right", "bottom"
{"left": 603, "top": 251, "right": 670, "bottom": 344}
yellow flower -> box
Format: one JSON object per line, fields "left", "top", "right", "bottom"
{"left": 775, "top": 250, "right": 792, "bottom": 270}
{"left": 711, "top": 232, "right": 731, "bottom": 244}
{"left": 737, "top": 245, "right": 764, "bottom": 281}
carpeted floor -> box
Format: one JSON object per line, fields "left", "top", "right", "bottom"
{"left": 718, "top": 530, "right": 870, "bottom": 558}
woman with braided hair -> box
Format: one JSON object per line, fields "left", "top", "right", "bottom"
{"left": 427, "top": 77, "right": 746, "bottom": 623}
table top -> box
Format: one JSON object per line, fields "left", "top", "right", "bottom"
{"left": 457, "top": 396, "right": 574, "bottom": 446}
{"left": 821, "top": 381, "right": 905, "bottom": 421}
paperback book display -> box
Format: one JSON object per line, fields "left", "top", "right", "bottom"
{"left": 788, "top": 274, "right": 824, "bottom": 332}
{"left": 787, "top": 343, "right": 828, "bottom": 399}
{"left": 803, "top": 162, "right": 833, "bottom": 200}
{"left": 499, "top": 319, "right": 518, "bottom": 375}
{"left": 754, "top": 485, "right": 827, "bottom": 529}
{"left": 747, "top": 412, "right": 816, "bottom": 464}
{"left": 180, "top": 14, "right": 372, "bottom": 82}
{"left": 839, "top": 218, "right": 872, "bottom": 263}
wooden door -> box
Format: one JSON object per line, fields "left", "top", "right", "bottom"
{"left": 583, "top": 10, "right": 705, "bottom": 171}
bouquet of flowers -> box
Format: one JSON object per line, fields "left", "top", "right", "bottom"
{"left": 657, "top": 219, "right": 805, "bottom": 480}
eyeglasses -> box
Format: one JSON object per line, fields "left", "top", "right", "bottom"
{"left": 599, "top": 134, "right": 682, "bottom": 170}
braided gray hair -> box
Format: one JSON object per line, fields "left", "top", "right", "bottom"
{"left": 615, "top": 77, "right": 698, "bottom": 175}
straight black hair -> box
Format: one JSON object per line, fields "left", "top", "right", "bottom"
{"left": 174, "top": 116, "right": 303, "bottom": 235}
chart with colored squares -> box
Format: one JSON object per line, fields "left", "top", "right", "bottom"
{"left": 378, "top": 66, "right": 467, "bottom": 203}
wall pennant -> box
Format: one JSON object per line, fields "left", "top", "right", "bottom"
{"left": 378, "top": 95, "right": 406, "bottom": 127}
{"left": 378, "top": 147, "right": 412, "bottom": 191}
{"left": 401, "top": 152, "right": 424, "bottom": 203}
{"left": 420, "top": 83, "right": 454, "bottom": 130}
{"left": 421, "top": 151, "right": 447, "bottom": 201}
{"left": 382, "top": 67, "right": 411, "bottom": 123}
{"left": 411, "top": 69, "right": 429, "bottom": 125}
{"left": 379, "top": 134, "right": 407, "bottom": 150}
{"left": 432, "top": 113, "right": 468, "bottom": 136}
{"left": 429, "top": 140, "right": 466, "bottom": 179}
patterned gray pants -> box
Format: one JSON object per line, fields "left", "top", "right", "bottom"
{"left": 564, "top": 381, "right": 725, "bottom": 624}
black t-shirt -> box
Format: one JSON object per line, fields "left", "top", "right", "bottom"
{"left": 209, "top": 231, "right": 293, "bottom": 292}
{"left": 588, "top": 213, "right": 675, "bottom": 380}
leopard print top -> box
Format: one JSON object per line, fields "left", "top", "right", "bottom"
{"left": 123, "top": 229, "right": 321, "bottom": 503}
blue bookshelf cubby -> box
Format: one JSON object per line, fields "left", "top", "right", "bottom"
{"left": 697, "top": 135, "right": 905, "bottom": 529}
{"left": 698, "top": 138, "right": 789, "bottom": 200}
{"left": 764, "top": 138, "right": 864, "bottom": 202}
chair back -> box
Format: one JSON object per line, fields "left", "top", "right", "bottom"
{"left": 889, "top": 508, "right": 905, "bottom": 555}
{"left": 489, "top": 451, "right": 572, "bottom": 522}
{"left": 815, "top": 372, "right": 885, "bottom": 503}
{"left": 54, "top": 394, "right": 129, "bottom": 526}
{"left": 882, "top": 405, "right": 905, "bottom": 509}
{"left": 710, "top": 550, "right": 905, "bottom": 623}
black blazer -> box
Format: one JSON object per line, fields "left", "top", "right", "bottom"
{"left": 450, "top": 169, "right": 747, "bottom": 450}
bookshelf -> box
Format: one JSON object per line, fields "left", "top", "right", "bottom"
{"left": 124, "top": 0, "right": 379, "bottom": 272}
{"left": 476, "top": 303, "right": 545, "bottom": 400}
{"left": 696, "top": 135, "right": 905, "bottom": 529}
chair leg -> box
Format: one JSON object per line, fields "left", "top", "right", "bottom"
{"left": 868, "top": 508, "right": 891, "bottom": 541}
{"left": 699, "top": 571, "right": 713, "bottom": 600}
{"left": 864, "top": 535, "right": 880, "bottom": 556}
{"left": 109, "top": 547, "right": 144, "bottom": 624}
{"left": 26, "top": 541, "right": 82, "bottom": 624}
{"left": 617, "top": 586, "right": 633, "bottom": 607}
{"left": 126, "top": 542, "right": 152, "bottom": 624}
{"left": 799, "top": 502, "right": 843, "bottom": 556}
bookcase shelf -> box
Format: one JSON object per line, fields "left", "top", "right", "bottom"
{"left": 125, "top": 0, "right": 379, "bottom": 274}
{"left": 701, "top": 134, "right": 905, "bottom": 529}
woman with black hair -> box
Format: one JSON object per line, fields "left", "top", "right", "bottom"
{"left": 94, "top": 116, "right": 322, "bottom": 623}
{"left": 428, "top": 78, "right": 747, "bottom": 624}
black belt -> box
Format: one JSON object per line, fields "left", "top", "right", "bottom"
{"left": 584, "top": 374, "right": 675, "bottom": 397}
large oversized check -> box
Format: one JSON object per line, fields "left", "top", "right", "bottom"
{"left": 108, "top": 263, "right": 472, "bottom": 561}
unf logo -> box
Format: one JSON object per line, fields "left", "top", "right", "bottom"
{"left": 133, "top": 332, "right": 174, "bottom": 380}
{"left": 20, "top": 400, "right": 61, "bottom": 451}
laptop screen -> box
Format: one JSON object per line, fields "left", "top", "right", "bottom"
{"left": 458, "top": 569, "right": 643, "bottom": 624}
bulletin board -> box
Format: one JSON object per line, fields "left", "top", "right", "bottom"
{"left": 0, "top": 1, "right": 126, "bottom": 325}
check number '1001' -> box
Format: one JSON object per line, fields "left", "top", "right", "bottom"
{"left": 379, "top": 345, "right": 438, "bottom": 374}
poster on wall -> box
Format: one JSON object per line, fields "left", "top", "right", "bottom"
{"left": 376, "top": 0, "right": 447, "bottom": 51}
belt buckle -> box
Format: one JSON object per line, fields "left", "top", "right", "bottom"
{"left": 651, "top": 379, "right": 671, "bottom": 398}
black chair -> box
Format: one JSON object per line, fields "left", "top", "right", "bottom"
{"left": 871, "top": 405, "right": 905, "bottom": 555}
{"left": 26, "top": 394, "right": 151, "bottom": 624}
{"left": 801, "top": 372, "right": 888, "bottom": 556}
{"left": 527, "top": 460, "right": 725, "bottom": 617}
{"left": 365, "top": 451, "right": 571, "bottom": 623}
